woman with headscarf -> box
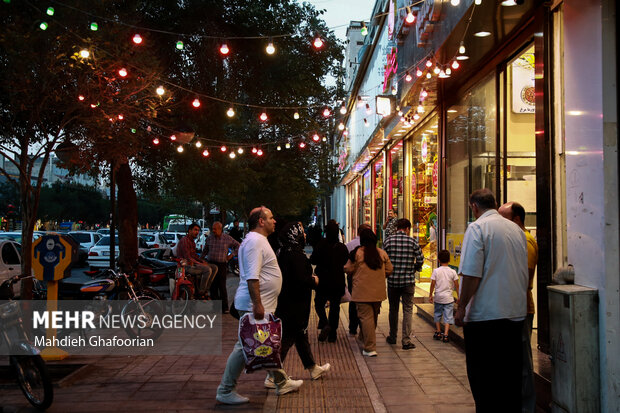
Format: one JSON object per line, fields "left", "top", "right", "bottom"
{"left": 265, "top": 221, "right": 330, "bottom": 389}
{"left": 344, "top": 228, "right": 393, "bottom": 357}
{"left": 310, "top": 220, "right": 350, "bottom": 342}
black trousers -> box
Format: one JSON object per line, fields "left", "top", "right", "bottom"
{"left": 314, "top": 291, "right": 341, "bottom": 339}
{"left": 347, "top": 273, "right": 359, "bottom": 333}
{"left": 280, "top": 324, "right": 315, "bottom": 369}
{"left": 208, "top": 261, "right": 229, "bottom": 311}
{"left": 463, "top": 319, "right": 523, "bottom": 413}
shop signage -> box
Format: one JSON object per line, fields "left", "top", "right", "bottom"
{"left": 415, "top": 0, "right": 441, "bottom": 48}
{"left": 383, "top": 47, "right": 398, "bottom": 92}
{"left": 432, "top": 159, "right": 438, "bottom": 189}
{"left": 376, "top": 96, "right": 394, "bottom": 117}
{"left": 387, "top": 0, "right": 396, "bottom": 40}
{"left": 512, "top": 53, "right": 536, "bottom": 113}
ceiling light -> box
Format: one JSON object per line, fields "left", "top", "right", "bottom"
{"left": 474, "top": 31, "right": 492, "bottom": 37}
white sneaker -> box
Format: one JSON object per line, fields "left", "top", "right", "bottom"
{"left": 264, "top": 374, "right": 276, "bottom": 389}
{"left": 309, "top": 363, "right": 331, "bottom": 380}
{"left": 362, "top": 350, "right": 378, "bottom": 357}
{"left": 215, "top": 391, "right": 250, "bottom": 405}
{"left": 275, "top": 378, "right": 303, "bottom": 396}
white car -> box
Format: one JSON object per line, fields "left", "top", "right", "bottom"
{"left": 0, "top": 239, "right": 22, "bottom": 296}
{"left": 160, "top": 232, "right": 186, "bottom": 248}
{"left": 139, "top": 232, "right": 171, "bottom": 250}
{"left": 0, "top": 231, "right": 44, "bottom": 243}
{"left": 87, "top": 236, "right": 149, "bottom": 269}
{"left": 68, "top": 231, "right": 102, "bottom": 250}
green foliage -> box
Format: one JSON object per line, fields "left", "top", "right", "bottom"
{"left": 37, "top": 182, "right": 108, "bottom": 224}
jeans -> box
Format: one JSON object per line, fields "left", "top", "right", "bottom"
{"left": 185, "top": 263, "right": 216, "bottom": 296}
{"left": 387, "top": 284, "right": 415, "bottom": 345}
{"left": 464, "top": 319, "right": 523, "bottom": 413}
{"left": 280, "top": 325, "right": 315, "bottom": 369}
{"left": 217, "top": 311, "right": 287, "bottom": 395}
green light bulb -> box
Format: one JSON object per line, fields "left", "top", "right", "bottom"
{"left": 46, "top": 7, "right": 54, "bottom": 16}
{"left": 131, "top": 128, "right": 137, "bottom": 134}
{"left": 90, "top": 22, "right": 98, "bottom": 31}
{"left": 39, "top": 22, "right": 48, "bottom": 30}
{"left": 361, "top": 26, "right": 368, "bottom": 36}
{"left": 3, "top": 0, "right": 11, "bottom": 4}
{"left": 176, "top": 41, "right": 184, "bottom": 50}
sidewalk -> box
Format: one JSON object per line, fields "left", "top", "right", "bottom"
{"left": 0, "top": 275, "right": 475, "bottom": 412}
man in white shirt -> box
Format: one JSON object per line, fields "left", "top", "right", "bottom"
{"left": 216, "top": 207, "right": 303, "bottom": 405}
{"left": 455, "top": 189, "right": 528, "bottom": 412}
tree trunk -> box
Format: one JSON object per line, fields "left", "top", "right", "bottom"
{"left": 116, "top": 162, "right": 138, "bottom": 273}
{"left": 19, "top": 182, "right": 35, "bottom": 299}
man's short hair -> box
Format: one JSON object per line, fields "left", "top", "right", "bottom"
{"left": 187, "top": 223, "right": 200, "bottom": 232}
{"left": 212, "top": 221, "right": 223, "bottom": 229}
{"left": 396, "top": 218, "right": 411, "bottom": 230}
{"left": 357, "top": 223, "right": 372, "bottom": 236}
{"left": 438, "top": 249, "right": 451, "bottom": 264}
{"left": 248, "top": 206, "right": 267, "bottom": 230}
{"left": 470, "top": 188, "right": 497, "bottom": 210}
{"left": 510, "top": 202, "right": 526, "bottom": 224}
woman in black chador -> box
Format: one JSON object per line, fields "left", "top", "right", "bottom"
{"left": 310, "top": 220, "right": 350, "bottom": 342}
{"left": 266, "top": 221, "right": 330, "bottom": 388}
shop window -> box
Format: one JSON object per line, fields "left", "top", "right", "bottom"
{"left": 374, "top": 160, "right": 384, "bottom": 241}
{"left": 446, "top": 74, "right": 497, "bottom": 268}
{"left": 389, "top": 142, "right": 404, "bottom": 216}
{"left": 362, "top": 169, "right": 372, "bottom": 227}
{"left": 407, "top": 115, "right": 438, "bottom": 282}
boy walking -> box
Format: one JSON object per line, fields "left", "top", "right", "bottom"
{"left": 429, "top": 250, "right": 459, "bottom": 343}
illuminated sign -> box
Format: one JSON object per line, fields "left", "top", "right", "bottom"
{"left": 376, "top": 96, "right": 394, "bottom": 117}
{"left": 383, "top": 47, "right": 398, "bottom": 92}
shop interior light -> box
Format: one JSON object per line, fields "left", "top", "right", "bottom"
{"left": 501, "top": 0, "right": 517, "bottom": 5}
{"left": 405, "top": 71, "right": 413, "bottom": 82}
{"left": 450, "top": 0, "right": 460, "bottom": 5}
{"left": 459, "top": 42, "right": 466, "bottom": 54}
{"left": 413, "top": 113, "right": 420, "bottom": 120}
{"left": 418, "top": 105, "right": 425, "bottom": 113}
{"left": 405, "top": 7, "right": 415, "bottom": 23}
{"left": 426, "top": 72, "right": 432, "bottom": 79}
{"left": 451, "top": 60, "right": 460, "bottom": 69}
{"left": 421, "top": 89, "right": 428, "bottom": 98}
{"left": 438, "top": 70, "right": 449, "bottom": 78}
{"left": 474, "top": 31, "right": 491, "bottom": 37}
{"left": 475, "top": 0, "right": 482, "bottom": 4}
{"left": 446, "top": 67, "right": 452, "bottom": 75}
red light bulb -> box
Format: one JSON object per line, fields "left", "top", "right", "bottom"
{"left": 152, "top": 138, "right": 160, "bottom": 145}
{"left": 192, "top": 98, "right": 201, "bottom": 108}
{"left": 220, "top": 146, "right": 227, "bottom": 152}
{"left": 313, "top": 36, "right": 323, "bottom": 49}
{"left": 312, "top": 134, "right": 320, "bottom": 142}
{"left": 220, "top": 43, "right": 229, "bottom": 55}
{"left": 132, "top": 34, "right": 143, "bottom": 44}
{"left": 170, "top": 135, "right": 177, "bottom": 141}
{"left": 259, "top": 112, "right": 268, "bottom": 122}
{"left": 118, "top": 68, "right": 128, "bottom": 77}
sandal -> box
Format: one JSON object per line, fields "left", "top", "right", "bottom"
{"left": 442, "top": 335, "right": 449, "bottom": 343}
{"left": 433, "top": 332, "right": 442, "bottom": 340}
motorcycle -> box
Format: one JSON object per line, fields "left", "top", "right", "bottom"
{"left": 169, "top": 258, "right": 195, "bottom": 315}
{"left": 136, "top": 250, "right": 177, "bottom": 298}
{"left": 0, "top": 274, "right": 54, "bottom": 411}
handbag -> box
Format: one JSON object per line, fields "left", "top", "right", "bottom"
{"left": 238, "top": 313, "right": 283, "bottom": 373}
{"left": 341, "top": 287, "right": 352, "bottom": 303}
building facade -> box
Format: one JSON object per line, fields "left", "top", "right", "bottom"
{"left": 332, "top": 0, "right": 618, "bottom": 410}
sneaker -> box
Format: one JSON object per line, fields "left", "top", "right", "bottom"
{"left": 275, "top": 378, "right": 303, "bottom": 396}
{"left": 362, "top": 350, "right": 378, "bottom": 357}
{"left": 216, "top": 391, "right": 250, "bottom": 405}
{"left": 309, "top": 363, "right": 331, "bottom": 380}
{"left": 433, "top": 331, "right": 443, "bottom": 340}
{"left": 402, "top": 342, "right": 416, "bottom": 350}
{"left": 386, "top": 336, "right": 396, "bottom": 345}
{"left": 264, "top": 374, "right": 276, "bottom": 389}
{"left": 318, "top": 327, "right": 330, "bottom": 342}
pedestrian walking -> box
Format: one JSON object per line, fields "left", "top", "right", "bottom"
{"left": 455, "top": 189, "right": 528, "bottom": 412}
{"left": 344, "top": 228, "right": 393, "bottom": 357}
{"left": 310, "top": 220, "right": 350, "bottom": 342}
{"left": 216, "top": 207, "right": 302, "bottom": 405}
{"left": 499, "top": 201, "right": 538, "bottom": 413}
{"left": 429, "top": 249, "right": 459, "bottom": 343}
{"left": 264, "top": 221, "right": 330, "bottom": 389}
{"left": 201, "top": 221, "right": 239, "bottom": 313}
{"left": 176, "top": 223, "right": 216, "bottom": 299}
{"left": 383, "top": 218, "right": 424, "bottom": 350}
{"left": 345, "top": 223, "right": 371, "bottom": 336}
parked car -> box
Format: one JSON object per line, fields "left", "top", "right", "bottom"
{"left": 139, "top": 232, "right": 171, "bottom": 249}
{"left": 68, "top": 231, "right": 102, "bottom": 250}
{"left": 96, "top": 228, "right": 111, "bottom": 236}
{"left": 87, "top": 236, "right": 149, "bottom": 270}
{"left": 160, "top": 232, "right": 185, "bottom": 248}
{"left": 0, "top": 231, "right": 43, "bottom": 243}
{"left": 0, "top": 239, "right": 22, "bottom": 296}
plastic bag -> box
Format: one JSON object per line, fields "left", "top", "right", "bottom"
{"left": 238, "top": 313, "right": 282, "bottom": 373}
